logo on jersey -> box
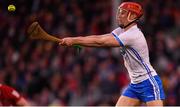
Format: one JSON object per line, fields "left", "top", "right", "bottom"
{"left": 12, "top": 90, "right": 20, "bottom": 98}
{"left": 120, "top": 47, "right": 126, "bottom": 55}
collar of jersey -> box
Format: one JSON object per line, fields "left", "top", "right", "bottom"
{"left": 121, "top": 24, "right": 137, "bottom": 32}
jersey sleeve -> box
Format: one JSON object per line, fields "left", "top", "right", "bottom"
{"left": 111, "top": 27, "right": 139, "bottom": 47}
{"left": 111, "top": 27, "right": 124, "bottom": 46}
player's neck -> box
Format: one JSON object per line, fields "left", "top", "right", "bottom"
{"left": 124, "top": 23, "right": 136, "bottom": 31}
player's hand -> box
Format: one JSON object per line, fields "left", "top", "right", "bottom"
{"left": 59, "top": 37, "right": 74, "bottom": 46}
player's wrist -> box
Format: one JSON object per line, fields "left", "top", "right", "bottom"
{"left": 72, "top": 37, "right": 80, "bottom": 45}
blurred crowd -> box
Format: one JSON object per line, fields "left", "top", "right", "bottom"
{"left": 0, "top": 0, "right": 179, "bottom": 106}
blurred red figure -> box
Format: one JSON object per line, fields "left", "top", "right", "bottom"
{"left": 0, "top": 84, "right": 28, "bottom": 106}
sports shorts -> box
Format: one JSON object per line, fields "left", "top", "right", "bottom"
{"left": 122, "top": 75, "right": 165, "bottom": 102}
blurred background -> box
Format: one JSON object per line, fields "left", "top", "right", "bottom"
{"left": 0, "top": 0, "right": 180, "bottom": 106}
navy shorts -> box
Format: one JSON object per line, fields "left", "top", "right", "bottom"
{"left": 122, "top": 75, "right": 165, "bottom": 102}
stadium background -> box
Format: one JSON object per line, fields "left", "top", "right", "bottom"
{"left": 0, "top": 0, "right": 179, "bottom": 106}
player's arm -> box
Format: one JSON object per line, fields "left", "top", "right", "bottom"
{"left": 16, "top": 97, "right": 29, "bottom": 106}
{"left": 59, "top": 33, "right": 120, "bottom": 47}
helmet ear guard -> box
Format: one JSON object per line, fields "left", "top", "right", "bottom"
{"left": 127, "top": 12, "right": 137, "bottom": 22}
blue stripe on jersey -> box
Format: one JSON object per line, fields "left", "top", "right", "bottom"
{"left": 112, "top": 33, "right": 124, "bottom": 47}
{"left": 130, "top": 48, "right": 160, "bottom": 100}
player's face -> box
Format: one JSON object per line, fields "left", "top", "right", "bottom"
{"left": 116, "top": 8, "right": 129, "bottom": 28}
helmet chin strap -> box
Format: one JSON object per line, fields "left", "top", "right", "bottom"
{"left": 119, "top": 12, "right": 138, "bottom": 29}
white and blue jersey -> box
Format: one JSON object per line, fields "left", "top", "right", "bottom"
{"left": 112, "top": 25, "right": 165, "bottom": 102}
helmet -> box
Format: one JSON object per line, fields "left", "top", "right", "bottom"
{"left": 119, "top": 2, "right": 143, "bottom": 18}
